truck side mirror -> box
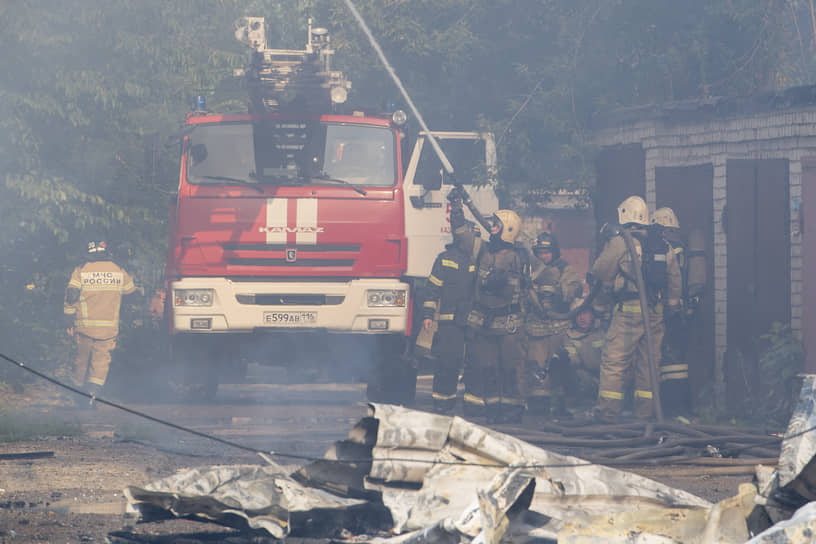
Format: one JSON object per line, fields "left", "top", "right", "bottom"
{"left": 418, "top": 167, "right": 443, "bottom": 191}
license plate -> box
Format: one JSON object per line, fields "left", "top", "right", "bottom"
{"left": 263, "top": 311, "right": 317, "bottom": 326}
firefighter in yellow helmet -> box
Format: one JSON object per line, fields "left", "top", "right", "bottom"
{"left": 452, "top": 192, "right": 530, "bottom": 424}
{"left": 64, "top": 239, "right": 137, "bottom": 406}
{"left": 652, "top": 207, "right": 705, "bottom": 418}
{"left": 525, "top": 231, "right": 582, "bottom": 416}
{"left": 590, "top": 196, "right": 681, "bottom": 422}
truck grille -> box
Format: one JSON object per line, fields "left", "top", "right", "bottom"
{"left": 222, "top": 243, "right": 359, "bottom": 268}
{"left": 236, "top": 294, "right": 344, "bottom": 305}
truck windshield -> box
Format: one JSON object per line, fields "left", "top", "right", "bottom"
{"left": 186, "top": 121, "right": 396, "bottom": 188}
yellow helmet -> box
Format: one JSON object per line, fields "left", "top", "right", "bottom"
{"left": 652, "top": 207, "right": 679, "bottom": 228}
{"left": 493, "top": 209, "right": 522, "bottom": 243}
{"left": 617, "top": 195, "right": 648, "bottom": 226}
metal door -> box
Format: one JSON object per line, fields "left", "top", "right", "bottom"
{"left": 725, "top": 159, "right": 790, "bottom": 411}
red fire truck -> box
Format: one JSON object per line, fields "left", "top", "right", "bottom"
{"left": 164, "top": 18, "right": 497, "bottom": 399}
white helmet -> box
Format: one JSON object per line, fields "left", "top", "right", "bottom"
{"left": 653, "top": 207, "right": 680, "bottom": 228}
{"left": 493, "top": 209, "right": 522, "bottom": 243}
{"left": 617, "top": 196, "right": 648, "bottom": 226}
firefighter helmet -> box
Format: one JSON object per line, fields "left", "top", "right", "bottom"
{"left": 617, "top": 195, "right": 649, "bottom": 226}
{"left": 532, "top": 231, "right": 560, "bottom": 260}
{"left": 87, "top": 239, "right": 108, "bottom": 257}
{"left": 493, "top": 209, "right": 521, "bottom": 243}
{"left": 453, "top": 220, "right": 481, "bottom": 238}
{"left": 652, "top": 207, "right": 680, "bottom": 228}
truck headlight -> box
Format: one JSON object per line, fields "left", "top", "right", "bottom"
{"left": 174, "top": 289, "right": 214, "bottom": 307}
{"left": 366, "top": 289, "right": 406, "bottom": 307}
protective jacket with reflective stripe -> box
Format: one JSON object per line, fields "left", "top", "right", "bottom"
{"left": 422, "top": 244, "right": 476, "bottom": 326}
{"left": 64, "top": 260, "right": 136, "bottom": 339}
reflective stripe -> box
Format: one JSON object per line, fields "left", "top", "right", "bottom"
{"left": 653, "top": 254, "right": 667, "bottom": 262}
{"left": 464, "top": 393, "right": 485, "bottom": 406}
{"left": 64, "top": 308, "right": 77, "bottom": 315}
{"left": 620, "top": 302, "right": 663, "bottom": 313}
{"left": 68, "top": 279, "right": 82, "bottom": 288}
{"left": 634, "top": 390, "right": 653, "bottom": 399}
{"left": 661, "top": 364, "right": 688, "bottom": 373}
{"left": 673, "top": 247, "right": 682, "bottom": 254}
{"left": 423, "top": 301, "right": 437, "bottom": 309}
{"left": 439, "top": 313, "right": 455, "bottom": 321}
{"left": 75, "top": 319, "right": 118, "bottom": 328}
{"left": 592, "top": 340, "right": 604, "bottom": 348}
{"left": 432, "top": 392, "right": 456, "bottom": 401}
{"left": 500, "top": 397, "right": 525, "bottom": 406}
{"left": 599, "top": 390, "right": 624, "bottom": 400}
{"left": 661, "top": 372, "right": 689, "bottom": 381}
{"left": 538, "top": 285, "right": 557, "bottom": 293}
{"left": 468, "top": 265, "right": 476, "bottom": 272}
{"left": 428, "top": 275, "right": 443, "bottom": 286}
{"left": 441, "top": 259, "right": 459, "bottom": 269}
{"left": 565, "top": 346, "right": 578, "bottom": 356}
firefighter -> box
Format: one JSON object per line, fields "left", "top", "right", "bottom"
{"left": 590, "top": 196, "right": 681, "bottom": 423}
{"left": 64, "top": 239, "right": 137, "bottom": 406}
{"left": 652, "top": 207, "right": 704, "bottom": 418}
{"left": 525, "top": 232, "right": 582, "bottom": 416}
{"left": 420, "top": 219, "right": 481, "bottom": 415}
{"left": 451, "top": 190, "right": 529, "bottom": 424}
{"left": 562, "top": 300, "right": 606, "bottom": 411}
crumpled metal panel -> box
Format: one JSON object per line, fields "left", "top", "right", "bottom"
{"left": 557, "top": 482, "right": 757, "bottom": 544}
{"left": 745, "top": 501, "right": 816, "bottom": 543}
{"left": 364, "top": 404, "right": 710, "bottom": 543}
{"left": 777, "top": 375, "right": 816, "bottom": 490}
{"left": 124, "top": 403, "right": 714, "bottom": 541}
{"left": 124, "top": 464, "right": 370, "bottom": 538}
{"left": 778, "top": 374, "right": 816, "bottom": 501}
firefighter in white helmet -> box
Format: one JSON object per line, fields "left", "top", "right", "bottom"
{"left": 450, "top": 188, "right": 530, "bottom": 424}
{"left": 64, "top": 238, "right": 137, "bottom": 406}
{"left": 589, "top": 196, "right": 681, "bottom": 423}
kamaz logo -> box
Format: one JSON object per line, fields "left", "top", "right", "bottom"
{"left": 259, "top": 226, "right": 325, "bottom": 234}
{"left": 263, "top": 198, "right": 320, "bottom": 245}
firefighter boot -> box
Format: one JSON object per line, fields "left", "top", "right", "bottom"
{"left": 526, "top": 395, "right": 551, "bottom": 417}
{"left": 86, "top": 383, "right": 102, "bottom": 409}
{"left": 432, "top": 396, "right": 456, "bottom": 416}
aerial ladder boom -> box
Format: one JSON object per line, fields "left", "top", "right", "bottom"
{"left": 233, "top": 17, "right": 351, "bottom": 113}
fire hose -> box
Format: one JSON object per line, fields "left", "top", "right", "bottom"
{"left": 620, "top": 227, "right": 663, "bottom": 422}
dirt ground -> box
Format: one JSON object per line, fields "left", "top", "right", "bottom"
{"left": 0, "top": 376, "right": 758, "bottom": 543}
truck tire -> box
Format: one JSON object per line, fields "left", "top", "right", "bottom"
{"left": 366, "top": 335, "right": 417, "bottom": 406}
{"left": 168, "top": 334, "right": 221, "bottom": 402}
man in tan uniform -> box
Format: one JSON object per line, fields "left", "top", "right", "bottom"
{"left": 591, "top": 196, "right": 681, "bottom": 422}
{"left": 64, "top": 239, "right": 136, "bottom": 403}
{"left": 563, "top": 302, "right": 606, "bottom": 410}
{"left": 525, "top": 232, "right": 582, "bottom": 416}
{"left": 456, "top": 201, "right": 530, "bottom": 424}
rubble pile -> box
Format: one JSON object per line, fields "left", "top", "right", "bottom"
{"left": 123, "top": 377, "right": 816, "bottom": 543}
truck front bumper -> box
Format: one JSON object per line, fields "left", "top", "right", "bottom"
{"left": 169, "top": 277, "right": 410, "bottom": 334}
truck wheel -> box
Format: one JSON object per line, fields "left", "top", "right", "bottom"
{"left": 168, "top": 335, "right": 221, "bottom": 402}
{"left": 366, "top": 335, "right": 417, "bottom": 406}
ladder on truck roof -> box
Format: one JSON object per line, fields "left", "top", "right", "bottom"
{"left": 234, "top": 17, "right": 351, "bottom": 114}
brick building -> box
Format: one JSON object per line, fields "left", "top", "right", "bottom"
{"left": 591, "top": 85, "right": 816, "bottom": 412}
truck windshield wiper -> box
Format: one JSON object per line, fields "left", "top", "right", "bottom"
{"left": 311, "top": 173, "right": 367, "bottom": 195}
{"left": 199, "top": 175, "right": 265, "bottom": 194}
